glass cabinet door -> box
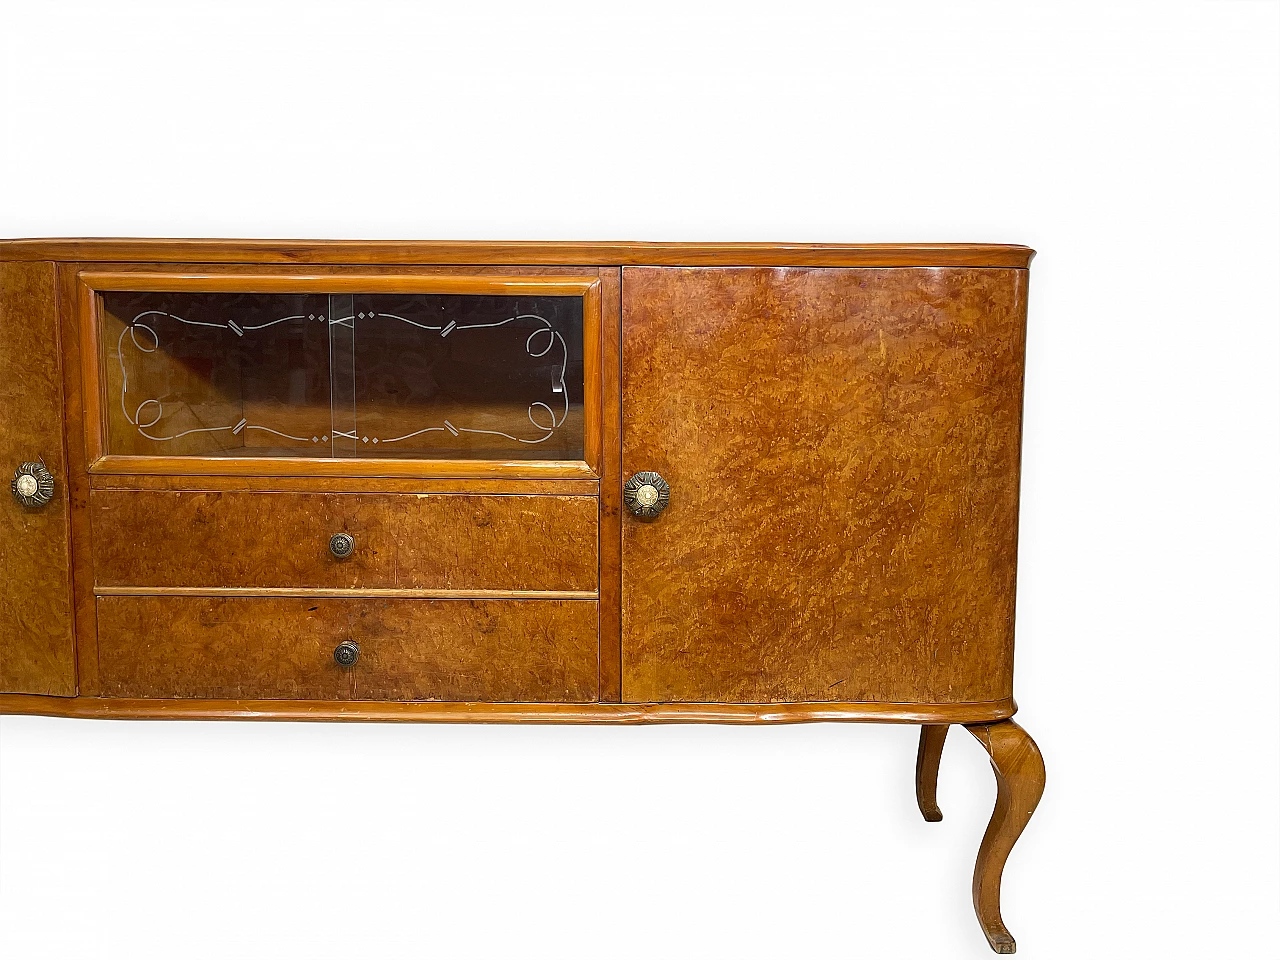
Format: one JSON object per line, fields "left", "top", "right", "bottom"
{"left": 86, "top": 275, "right": 599, "bottom": 474}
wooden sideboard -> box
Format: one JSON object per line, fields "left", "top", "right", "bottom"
{"left": 0, "top": 239, "right": 1043, "bottom": 953}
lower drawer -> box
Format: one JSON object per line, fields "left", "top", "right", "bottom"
{"left": 96, "top": 596, "right": 599, "bottom": 702}
{"left": 91, "top": 490, "right": 599, "bottom": 592}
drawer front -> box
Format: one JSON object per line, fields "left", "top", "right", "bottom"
{"left": 96, "top": 596, "right": 599, "bottom": 702}
{"left": 91, "top": 490, "right": 598, "bottom": 592}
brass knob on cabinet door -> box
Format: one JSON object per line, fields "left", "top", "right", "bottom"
{"left": 11, "top": 461, "right": 54, "bottom": 508}
{"left": 329, "top": 532, "right": 355, "bottom": 559}
{"left": 333, "top": 640, "right": 360, "bottom": 667}
{"left": 624, "top": 471, "right": 670, "bottom": 519}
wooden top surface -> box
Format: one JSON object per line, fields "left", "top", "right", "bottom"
{"left": 0, "top": 239, "right": 1035, "bottom": 267}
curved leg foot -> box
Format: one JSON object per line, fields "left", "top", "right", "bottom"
{"left": 966, "top": 719, "right": 1045, "bottom": 954}
{"left": 915, "top": 724, "right": 949, "bottom": 821}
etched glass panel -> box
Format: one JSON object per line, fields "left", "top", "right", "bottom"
{"left": 101, "top": 291, "right": 585, "bottom": 461}
{"left": 328, "top": 294, "right": 357, "bottom": 458}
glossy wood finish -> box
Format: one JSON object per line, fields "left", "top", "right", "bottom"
{"left": 97, "top": 587, "right": 596, "bottom": 600}
{"left": 621, "top": 267, "right": 1028, "bottom": 704}
{"left": 0, "top": 261, "right": 77, "bottom": 695}
{"left": 96, "top": 597, "right": 349, "bottom": 700}
{"left": 0, "top": 693, "right": 1016, "bottom": 724}
{"left": 916, "top": 723, "right": 949, "bottom": 822}
{"left": 966, "top": 720, "right": 1046, "bottom": 954}
{"left": 90, "top": 473, "right": 599, "bottom": 496}
{"left": 80, "top": 272, "right": 602, "bottom": 295}
{"left": 1, "top": 239, "right": 1036, "bottom": 268}
{"left": 597, "top": 267, "right": 623, "bottom": 701}
{"left": 93, "top": 455, "right": 597, "bottom": 480}
{"left": 96, "top": 597, "right": 600, "bottom": 702}
{"left": 78, "top": 270, "right": 603, "bottom": 479}
{"left": 56, "top": 264, "right": 102, "bottom": 694}
{"left": 91, "top": 490, "right": 598, "bottom": 592}
{"left": 3, "top": 242, "right": 1038, "bottom": 953}
{"left": 348, "top": 599, "right": 598, "bottom": 702}
{"left": 60, "top": 260, "right": 617, "bottom": 700}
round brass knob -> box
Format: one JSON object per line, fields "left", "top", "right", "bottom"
{"left": 624, "top": 471, "right": 670, "bottom": 519}
{"left": 329, "top": 533, "right": 355, "bottom": 559}
{"left": 12, "top": 461, "right": 54, "bottom": 508}
{"left": 333, "top": 640, "right": 360, "bottom": 667}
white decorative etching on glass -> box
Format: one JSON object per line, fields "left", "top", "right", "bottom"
{"left": 116, "top": 308, "right": 570, "bottom": 448}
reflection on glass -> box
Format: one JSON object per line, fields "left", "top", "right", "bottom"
{"left": 328, "top": 294, "right": 357, "bottom": 458}
{"left": 101, "top": 291, "right": 585, "bottom": 461}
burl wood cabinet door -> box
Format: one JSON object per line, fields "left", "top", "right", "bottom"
{"left": 621, "top": 267, "right": 1028, "bottom": 704}
{"left": 0, "top": 262, "right": 76, "bottom": 695}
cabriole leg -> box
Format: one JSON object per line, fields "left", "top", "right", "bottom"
{"left": 965, "top": 719, "right": 1045, "bottom": 954}
{"left": 915, "top": 723, "right": 949, "bottom": 821}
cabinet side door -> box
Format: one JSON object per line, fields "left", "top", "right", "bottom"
{"left": 621, "top": 266, "right": 1028, "bottom": 705}
{"left": 0, "top": 261, "right": 76, "bottom": 695}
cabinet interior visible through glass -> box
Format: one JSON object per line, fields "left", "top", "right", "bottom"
{"left": 100, "top": 291, "right": 586, "bottom": 461}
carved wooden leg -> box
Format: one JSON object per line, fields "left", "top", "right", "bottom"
{"left": 965, "top": 719, "right": 1045, "bottom": 954}
{"left": 915, "top": 724, "right": 949, "bottom": 821}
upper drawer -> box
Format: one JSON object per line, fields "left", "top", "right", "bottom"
{"left": 91, "top": 490, "right": 598, "bottom": 593}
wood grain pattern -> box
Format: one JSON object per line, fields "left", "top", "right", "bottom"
{"left": 80, "top": 271, "right": 599, "bottom": 296}
{"left": 598, "top": 267, "right": 623, "bottom": 701}
{"left": 91, "top": 455, "right": 597, "bottom": 480}
{"left": 96, "top": 597, "right": 599, "bottom": 702}
{"left": 916, "top": 723, "right": 950, "bottom": 821}
{"left": 0, "top": 261, "right": 77, "bottom": 695}
{"left": 582, "top": 278, "right": 604, "bottom": 477}
{"left": 3, "top": 243, "right": 1041, "bottom": 955}
{"left": 72, "top": 263, "right": 609, "bottom": 280}
{"left": 0, "top": 692, "right": 1017, "bottom": 724}
{"left": 95, "top": 587, "right": 596, "bottom": 599}
{"left": 57, "top": 263, "right": 102, "bottom": 694}
{"left": 97, "top": 597, "right": 350, "bottom": 700}
{"left": 621, "top": 267, "right": 1028, "bottom": 704}
{"left": 348, "top": 599, "right": 598, "bottom": 702}
{"left": 966, "top": 720, "right": 1046, "bottom": 954}
{"left": 90, "top": 474, "right": 599, "bottom": 496}
{"left": 1, "top": 239, "right": 1036, "bottom": 268}
{"left": 91, "top": 490, "right": 598, "bottom": 591}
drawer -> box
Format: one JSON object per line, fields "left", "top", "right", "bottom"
{"left": 96, "top": 596, "right": 599, "bottom": 702}
{"left": 91, "top": 490, "right": 598, "bottom": 592}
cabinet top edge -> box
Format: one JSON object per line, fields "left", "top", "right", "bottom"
{"left": 0, "top": 239, "right": 1035, "bottom": 268}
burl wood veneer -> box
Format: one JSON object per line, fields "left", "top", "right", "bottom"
{"left": 0, "top": 239, "right": 1041, "bottom": 953}
{"left": 96, "top": 596, "right": 599, "bottom": 702}
{"left": 0, "top": 262, "right": 76, "bottom": 695}
{"left": 91, "top": 490, "right": 598, "bottom": 593}
{"left": 622, "top": 266, "right": 1025, "bottom": 705}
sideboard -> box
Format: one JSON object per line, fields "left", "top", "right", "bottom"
{"left": 0, "top": 239, "right": 1043, "bottom": 953}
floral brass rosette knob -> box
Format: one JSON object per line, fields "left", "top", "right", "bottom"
{"left": 624, "top": 471, "right": 670, "bottom": 519}
{"left": 11, "top": 461, "right": 54, "bottom": 508}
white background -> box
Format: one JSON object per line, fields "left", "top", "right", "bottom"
{"left": 2, "top": 2, "right": 1277, "bottom": 957}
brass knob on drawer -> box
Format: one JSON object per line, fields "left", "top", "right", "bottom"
{"left": 329, "top": 533, "right": 355, "bottom": 559}
{"left": 624, "top": 471, "right": 670, "bottom": 519}
{"left": 333, "top": 640, "right": 360, "bottom": 667}
{"left": 12, "top": 461, "right": 54, "bottom": 508}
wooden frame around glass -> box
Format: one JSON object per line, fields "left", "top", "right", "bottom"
{"left": 77, "top": 271, "right": 603, "bottom": 480}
